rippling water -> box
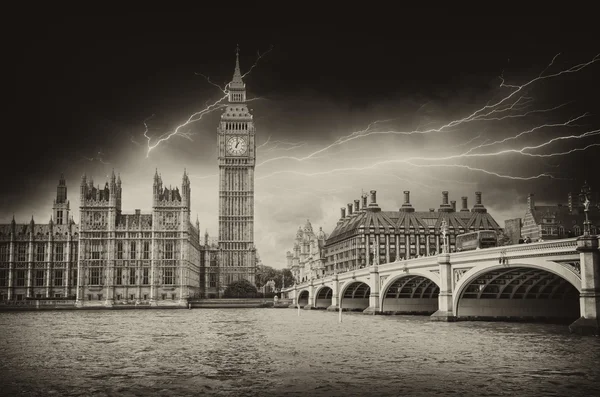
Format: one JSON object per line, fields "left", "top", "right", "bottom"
{"left": 0, "top": 309, "right": 599, "bottom": 396}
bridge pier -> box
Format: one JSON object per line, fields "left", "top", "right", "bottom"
{"left": 287, "top": 285, "right": 297, "bottom": 308}
{"left": 326, "top": 274, "right": 339, "bottom": 311}
{"left": 363, "top": 265, "right": 380, "bottom": 314}
{"left": 569, "top": 235, "right": 600, "bottom": 336}
{"left": 303, "top": 280, "right": 314, "bottom": 310}
{"left": 431, "top": 253, "right": 457, "bottom": 322}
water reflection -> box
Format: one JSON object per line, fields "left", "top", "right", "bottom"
{"left": 0, "top": 309, "right": 599, "bottom": 396}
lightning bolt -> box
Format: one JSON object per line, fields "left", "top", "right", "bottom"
{"left": 255, "top": 53, "right": 600, "bottom": 168}
{"left": 144, "top": 46, "right": 273, "bottom": 157}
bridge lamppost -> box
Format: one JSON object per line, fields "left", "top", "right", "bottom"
{"left": 580, "top": 186, "right": 591, "bottom": 236}
{"left": 440, "top": 220, "right": 449, "bottom": 254}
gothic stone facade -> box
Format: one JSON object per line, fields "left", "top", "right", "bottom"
{"left": 0, "top": 176, "right": 78, "bottom": 301}
{"left": 217, "top": 48, "right": 257, "bottom": 286}
{"left": 322, "top": 190, "right": 503, "bottom": 275}
{"left": 286, "top": 220, "right": 328, "bottom": 283}
{"left": 0, "top": 171, "right": 202, "bottom": 306}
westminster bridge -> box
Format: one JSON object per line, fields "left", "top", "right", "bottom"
{"left": 281, "top": 235, "right": 600, "bottom": 335}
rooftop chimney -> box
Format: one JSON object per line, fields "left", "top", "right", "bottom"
{"left": 370, "top": 190, "right": 377, "bottom": 204}
{"left": 451, "top": 200, "right": 456, "bottom": 212}
{"left": 367, "top": 190, "right": 381, "bottom": 211}
{"left": 528, "top": 193, "right": 535, "bottom": 212}
{"left": 362, "top": 194, "right": 368, "bottom": 210}
{"left": 400, "top": 190, "right": 415, "bottom": 212}
{"left": 439, "top": 191, "right": 453, "bottom": 212}
{"left": 135, "top": 209, "right": 141, "bottom": 216}
{"left": 461, "top": 196, "right": 470, "bottom": 212}
{"left": 340, "top": 207, "right": 346, "bottom": 219}
{"left": 347, "top": 203, "right": 353, "bottom": 216}
{"left": 354, "top": 199, "right": 360, "bottom": 213}
{"left": 472, "top": 191, "right": 487, "bottom": 213}
{"left": 429, "top": 208, "right": 435, "bottom": 212}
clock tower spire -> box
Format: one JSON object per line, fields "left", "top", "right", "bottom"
{"left": 216, "top": 46, "right": 257, "bottom": 292}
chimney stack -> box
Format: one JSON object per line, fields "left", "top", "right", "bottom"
{"left": 439, "top": 191, "right": 453, "bottom": 212}
{"left": 429, "top": 208, "right": 435, "bottom": 212}
{"left": 370, "top": 190, "right": 377, "bottom": 204}
{"left": 451, "top": 200, "right": 456, "bottom": 212}
{"left": 362, "top": 194, "right": 368, "bottom": 210}
{"left": 347, "top": 203, "right": 353, "bottom": 216}
{"left": 340, "top": 207, "right": 346, "bottom": 219}
{"left": 367, "top": 190, "right": 381, "bottom": 212}
{"left": 354, "top": 199, "right": 360, "bottom": 213}
{"left": 461, "top": 196, "right": 469, "bottom": 212}
{"left": 529, "top": 193, "right": 536, "bottom": 212}
{"left": 472, "top": 191, "right": 487, "bottom": 213}
{"left": 400, "top": 190, "right": 415, "bottom": 212}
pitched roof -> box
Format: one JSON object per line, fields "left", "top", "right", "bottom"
{"left": 326, "top": 210, "right": 502, "bottom": 245}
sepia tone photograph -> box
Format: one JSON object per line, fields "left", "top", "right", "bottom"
{"left": 2, "top": 8, "right": 600, "bottom": 397}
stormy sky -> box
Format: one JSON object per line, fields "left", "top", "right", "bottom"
{"left": 4, "top": 10, "right": 599, "bottom": 268}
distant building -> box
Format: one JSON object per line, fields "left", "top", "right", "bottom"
{"left": 322, "top": 190, "right": 503, "bottom": 275}
{"left": 286, "top": 220, "right": 328, "bottom": 283}
{"left": 0, "top": 172, "right": 202, "bottom": 306}
{"left": 522, "top": 182, "right": 599, "bottom": 241}
{"left": 199, "top": 231, "right": 220, "bottom": 298}
{"left": 504, "top": 218, "right": 523, "bottom": 245}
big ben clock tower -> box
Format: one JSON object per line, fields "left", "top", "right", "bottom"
{"left": 217, "top": 46, "right": 256, "bottom": 288}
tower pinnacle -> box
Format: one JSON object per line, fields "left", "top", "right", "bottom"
{"left": 229, "top": 44, "right": 245, "bottom": 96}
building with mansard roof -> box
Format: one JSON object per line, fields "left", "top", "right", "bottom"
{"left": 521, "top": 182, "right": 599, "bottom": 242}
{"left": 286, "top": 220, "right": 328, "bottom": 283}
{"left": 322, "top": 189, "right": 502, "bottom": 275}
{"left": 0, "top": 170, "right": 204, "bottom": 306}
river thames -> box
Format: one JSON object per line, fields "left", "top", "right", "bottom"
{"left": 0, "top": 308, "right": 599, "bottom": 396}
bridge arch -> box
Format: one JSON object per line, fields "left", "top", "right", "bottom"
{"left": 339, "top": 280, "right": 370, "bottom": 311}
{"left": 380, "top": 272, "right": 441, "bottom": 314}
{"left": 453, "top": 261, "right": 581, "bottom": 321}
{"left": 297, "top": 289, "right": 309, "bottom": 307}
{"left": 314, "top": 286, "right": 333, "bottom": 309}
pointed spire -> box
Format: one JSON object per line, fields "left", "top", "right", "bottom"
{"left": 30, "top": 215, "right": 34, "bottom": 225}
{"left": 230, "top": 44, "right": 244, "bottom": 88}
{"left": 117, "top": 173, "right": 121, "bottom": 184}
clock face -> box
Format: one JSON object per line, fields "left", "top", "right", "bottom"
{"left": 227, "top": 136, "right": 247, "bottom": 156}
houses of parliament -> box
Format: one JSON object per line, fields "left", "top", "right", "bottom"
{"left": 0, "top": 50, "right": 256, "bottom": 305}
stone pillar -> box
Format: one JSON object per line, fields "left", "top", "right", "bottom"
{"left": 327, "top": 274, "right": 339, "bottom": 311}
{"left": 303, "top": 279, "right": 314, "bottom": 310}
{"left": 385, "top": 234, "right": 390, "bottom": 264}
{"left": 8, "top": 238, "right": 14, "bottom": 300}
{"left": 569, "top": 235, "right": 600, "bottom": 335}
{"left": 365, "top": 235, "right": 370, "bottom": 267}
{"left": 363, "top": 264, "right": 380, "bottom": 314}
{"left": 75, "top": 238, "right": 84, "bottom": 307}
{"left": 45, "top": 240, "right": 52, "bottom": 298}
{"left": 65, "top": 238, "right": 71, "bottom": 297}
{"left": 395, "top": 235, "right": 400, "bottom": 261}
{"left": 27, "top": 238, "right": 33, "bottom": 298}
{"left": 431, "top": 253, "right": 456, "bottom": 321}
{"left": 288, "top": 284, "right": 298, "bottom": 308}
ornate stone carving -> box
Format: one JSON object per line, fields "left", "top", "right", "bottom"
{"left": 453, "top": 268, "right": 469, "bottom": 284}
{"left": 558, "top": 261, "right": 581, "bottom": 277}
{"left": 380, "top": 275, "right": 388, "bottom": 287}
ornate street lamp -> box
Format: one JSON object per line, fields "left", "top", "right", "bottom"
{"left": 580, "top": 184, "right": 592, "bottom": 236}
{"left": 440, "top": 220, "right": 449, "bottom": 254}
